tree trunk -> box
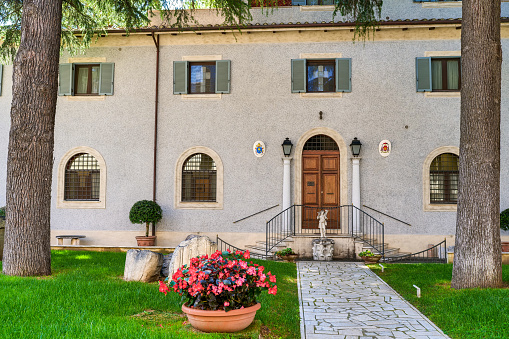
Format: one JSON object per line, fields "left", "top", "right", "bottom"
{"left": 451, "top": 0, "right": 502, "bottom": 289}
{"left": 2, "top": 0, "right": 62, "bottom": 276}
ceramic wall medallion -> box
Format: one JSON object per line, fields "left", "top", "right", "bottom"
{"left": 253, "top": 141, "right": 266, "bottom": 157}
{"left": 379, "top": 140, "right": 391, "bottom": 157}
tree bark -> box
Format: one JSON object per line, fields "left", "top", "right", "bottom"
{"left": 451, "top": 0, "right": 502, "bottom": 289}
{"left": 2, "top": 0, "right": 62, "bottom": 276}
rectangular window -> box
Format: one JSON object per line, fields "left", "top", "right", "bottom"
{"left": 75, "top": 64, "right": 100, "bottom": 95}
{"left": 307, "top": 60, "right": 335, "bottom": 92}
{"left": 416, "top": 56, "right": 460, "bottom": 92}
{"left": 59, "top": 63, "right": 114, "bottom": 96}
{"left": 431, "top": 58, "right": 460, "bottom": 91}
{"left": 292, "top": 58, "right": 351, "bottom": 93}
{"left": 294, "top": 0, "right": 333, "bottom": 5}
{"left": 174, "top": 60, "right": 230, "bottom": 95}
{"left": 189, "top": 62, "right": 216, "bottom": 94}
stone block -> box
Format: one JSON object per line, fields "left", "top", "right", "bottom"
{"left": 124, "top": 249, "right": 163, "bottom": 283}
{"left": 168, "top": 234, "right": 217, "bottom": 277}
{"left": 160, "top": 253, "right": 173, "bottom": 277}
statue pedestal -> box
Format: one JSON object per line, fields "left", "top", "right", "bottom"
{"left": 312, "top": 238, "right": 335, "bottom": 261}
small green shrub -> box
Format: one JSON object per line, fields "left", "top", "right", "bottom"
{"left": 129, "top": 200, "right": 162, "bottom": 237}
{"left": 276, "top": 248, "right": 296, "bottom": 257}
{"left": 359, "top": 250, "right": 379, "bottom": 257}
{"left": 501, "top": 208, "right": 509, "bottom": 231}
{"left": 0, "top": 206, "right": 4, "bottom": 219}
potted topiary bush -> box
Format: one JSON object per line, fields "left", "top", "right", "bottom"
{"left": 129, "top": 200, "right": 162, "bottom": 246}
{"left": 501, "top": 208, "right": 509, "bottom": 252}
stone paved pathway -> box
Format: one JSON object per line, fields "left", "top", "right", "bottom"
{"left": 298, "top": 261, "right": 449, "bottom": 339}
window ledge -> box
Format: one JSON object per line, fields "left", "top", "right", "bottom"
{"left": 422, "top": 1, "right": 461, "bottom": 8}
{"left": 66, "top": 96, "right": 106, "bottom": 101}
{"left": 300, "top": 5, "right": 335, "bottom": 11}
{"left": 181, "top": 94, "right": 222, "bottom": 100}
{"left": 57, "top": 200, "right": 106, "bottom": 209}
{"left": 424, "top": 203, "right": 457, "bottom": 212}
{"left": 175, "top": 201, "right": 223, "bottom": 210}
{"left": 424, "top": 92, "right": 460, "bottom": 98}
{"left": 300, "top": 92, "right": 343, "bottom": 98}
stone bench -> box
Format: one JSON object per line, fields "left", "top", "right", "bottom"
{"left": 56, "top": 235, "right": 86, "bottom": 245}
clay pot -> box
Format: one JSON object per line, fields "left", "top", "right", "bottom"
{"left": 361, "top": 255, "right": 382, "bottom": 264}
{"left": 135, "top": 235, "right": 156, "bottom": 246}
{"left": 502, "top": 242, "right": 509, "bottom": 252}
{"left": 182, "top": 303, "right": 261, "bottom": 333}
{"left": 279, "top": 254, "right": 298, "bottom": 262}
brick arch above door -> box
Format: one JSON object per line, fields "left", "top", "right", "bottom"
{"left": 294, "top": 128, "right": 348, "bottom": 208}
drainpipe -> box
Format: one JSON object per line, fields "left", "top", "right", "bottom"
{"left": 151, "top": 33, "right": 160, "bottom": 236}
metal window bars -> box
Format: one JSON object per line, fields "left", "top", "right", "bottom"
{"left": 64, "top": 153, "right": 100, "bottom": 201}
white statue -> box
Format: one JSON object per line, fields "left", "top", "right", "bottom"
{"left": 317, "top": 210, "right": 328, "bottom": 238}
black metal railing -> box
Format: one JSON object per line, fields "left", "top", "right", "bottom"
{"left": 383, "top": 239, "right": 447, "bottom": 264}
{"left": 216, "top": 236, "right": 266, "bottom": 260}
{"left": 265, "top": 204, "right": 385, "bottom": 258}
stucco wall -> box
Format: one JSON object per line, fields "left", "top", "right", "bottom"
{"left": 1, "top": 8, "right": 509, "bottom": 250}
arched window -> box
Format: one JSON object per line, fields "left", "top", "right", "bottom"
{"left": 57, "top": 147, "right": 106, "bottom": 209}
{"left": 422, "top": 146, "right": 459, "bottom": 211}
{"left": 182, "top": 153, "right": 217, "bottom": 202}
{"left": 65, "top": 153, "right": 100, "bottom": 201}
{"left": 430, "top": 153, "right": 459, "bottom": 204}
{"left": 303, "top": 134, "right": 339, "bottom": 151}
{"left": 175, "top": 146, "right": 223, "bottom": 209}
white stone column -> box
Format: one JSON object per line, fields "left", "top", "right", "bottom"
{"left": 282, "top": 158, "right": 292, "bottom": 211}
{"left": 282, "top": 157, "right": 292, "bottom": 234}
{"left": 352, "top": 158, "right": 361, "bottom": 233}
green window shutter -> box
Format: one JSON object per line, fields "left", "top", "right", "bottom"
{"left": 173, "top": 61, "right": 188, "bottom": 94}
{"left": 99, "top": 63, "right": 114, "bottom": 95}
{"left": 58, "top": 63, "right": 74, "bottom": 96}
{"left": 292, "top": 0, "right": 307, "bottom": 5}
{"left": 335, "top": 58, "right": 351, "bottom": 92}
{"left": 215, "top": 60, "right": 231, "bottom": 94}
{"left": 291, "top": 59, "right": 306, "bottom": 93}
{"left": 416, "top": 57, "right": 432, "bottom": 92}
{"left": 0, "top": 64, "right": 3, "bottom": 96}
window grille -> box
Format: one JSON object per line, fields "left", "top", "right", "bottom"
{"left": 64, "top": 153, "right": 100, "bottom": 201}
{"left": 303, "top": 134, "right": 339, "bottom": 151}
{"left": 182, "top": 153, "right": 217, "bottom": 202}
{"left": 430, "top": 153, "right": 459, "bottom": 204}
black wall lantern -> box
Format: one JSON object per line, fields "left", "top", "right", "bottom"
{"left": 350, "top": 137, "right": 362, "bottom": 157}
{"left": 282, "top": 138, "right": 293, "bottom": 157}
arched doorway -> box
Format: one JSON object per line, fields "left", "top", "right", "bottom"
{"left": 302, "top": 134, "right": 340, "bottom": 229}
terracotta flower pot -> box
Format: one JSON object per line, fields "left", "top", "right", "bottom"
{"left": 361, "top": 255, "right": 382, "bottom": 264}
{"left": 182, "top": 303, "right": 261, "bottom": 333}
{"left": 279, "top": 254, "right": 298, "bottom": 262}
{"left": 135, "top": 235, "right": 156, "bottom": 246}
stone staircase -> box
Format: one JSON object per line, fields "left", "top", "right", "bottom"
{"left": 245, "top": 236, "right": 295, "bottom": 260}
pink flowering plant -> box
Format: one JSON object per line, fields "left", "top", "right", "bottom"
{"left": 159, "top": 250, "right": 277, "bottom": 312}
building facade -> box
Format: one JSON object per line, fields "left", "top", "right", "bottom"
{"left": 1, "top": 0, "right": 509, "bottom": 256}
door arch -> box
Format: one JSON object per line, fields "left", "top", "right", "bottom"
{"left": 294, "top": 127, "right": 349, "bottom": 212}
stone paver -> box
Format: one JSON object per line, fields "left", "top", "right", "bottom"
{"left": 297, "top": 261, "right": 450, "bottom": 339}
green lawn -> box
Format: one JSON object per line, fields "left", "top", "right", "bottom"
{"left": 0, "top": 251, "right": 299, "bottom": 339}
{"left": 370, "top": 263, "right": 509, "bottom": 339}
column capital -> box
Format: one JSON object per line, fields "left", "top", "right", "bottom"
{"left": 282, "top": 157, "right": 293, "bottom": 162}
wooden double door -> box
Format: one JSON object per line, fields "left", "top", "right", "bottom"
{"left": 302, "top": 150, "right": 340, "bottom": 230}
